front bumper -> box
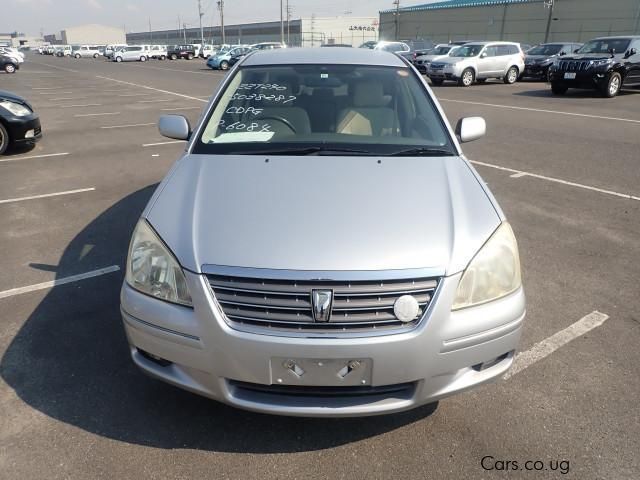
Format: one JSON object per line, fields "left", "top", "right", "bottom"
{"left": 121, "top": 271, "right": 525, "bottom": 417}
{"left": 522, "top": 64, "right": 551, "bottom": 79}
{"left": 1, "top": 112, "right": 42, "bottom": 146}
{"left": 549, "top": 69, "right": 610, "bottom": 89}
{"left": 428, "top": 65, "right": 462, "bottom": 82}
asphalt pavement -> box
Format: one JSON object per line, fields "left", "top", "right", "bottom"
{"left": 0, "top": 54, "right": 638, "bottom": 480}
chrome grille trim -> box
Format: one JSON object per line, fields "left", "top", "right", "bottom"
{"left": 203, "top": 265, "right": 442, "bottom": 336}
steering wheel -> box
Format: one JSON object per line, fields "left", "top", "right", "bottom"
{"left": 257, "top": 115, "right": 297, "bottom": 134}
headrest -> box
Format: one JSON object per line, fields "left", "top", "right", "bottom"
{"left": 353, "top": 81, "right": 387, "bottom": 108}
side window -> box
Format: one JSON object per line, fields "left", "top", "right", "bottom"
{"left": 484, "top": 46, "right": 498, "bottom": 57}
{"left": 510, "top": 45, "right": 520, "bottom": 55}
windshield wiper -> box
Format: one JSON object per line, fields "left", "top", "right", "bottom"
{"left": 384, "top": 147, "right": 454, "bottom": 157}
{"left": 228, "top": 146, "right": 373, "bottom": 156}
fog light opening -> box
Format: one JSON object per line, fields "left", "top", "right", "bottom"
{"left": 137, "top": 348, "right": 172, "bottom": 367}
{"left": 24, "top": 129, "right": 35, "bottom": 139}
{"left": 472, "top": 351, "right": 513, "bottom": 372}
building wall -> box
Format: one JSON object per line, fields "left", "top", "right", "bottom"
{"left": 300, "top": 16, "right": 378, "bottom": 47}
{"left": 380, "top": 0, "right": 640, "bottom": 44}
{"left": 61, "top": 24, "right": 125, "bottom": 45}
{"left": 127, "top": 20, "right": 301, "bottom": 46}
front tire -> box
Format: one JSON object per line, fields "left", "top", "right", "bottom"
{"left": 4, "top": 64, "right": 16, "bottom": 73}
{"left": 459, "top": 68, "right": 475, "bottom": 87}
{"left": 170, "top": 53, "right": 178, "bottom": 60}
{"left": 140, "top": 56, "right": 147, "bottom": 62}
{"left": 600, "top": 72, "right": 622, "bottom": 98}
{"left": 187, "top": 53, "right": 194, "bottom": 60}
{"left": 220, "top": 60, "right": 229, "bottom": 71}
{"left": 160, "top": 55, "right": 166, "bottom": 60}
{"left": 74, "top": 53, "right": 81, "bottom": 59}
{"left": 116, "top": 56, "right": 123, "bottom": 63}
{"left": 0, "top": 122, "right": 9, "bottom": 155}
{"left": 551, "top": 82, "right": 568, "bottom": 95}
{"left": 504, "top": 66, "right": 519, "bottom": 84}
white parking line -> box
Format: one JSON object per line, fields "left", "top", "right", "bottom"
{"left": 39, "top": 91, "right": 73, "bottom": 95}
{"left": 0, "top": 152, "right": 69, "bottom": 163}
{"left": 0, "top": 188, "right": 95, "bottom": 205}
{"left": 100, "top": 122, "right": 156, "bottom": 129}
{"left": 0, "top": 265, "right": 120, "bottom": 300}
{"left": 32, "top": 87, "right": 65, "bottom": 90}
{"left": 74, "top": 112, "right": 120, "bottom": 117}
{"left": 137, "top": 99, "right": 171, "bottom": 103}
{"left": 503, "top": 311, "right": 609, "bottom": 380}
{"left": 96, "top": 75, "right": 208, "bottom": 103}
{"left": 470, "top": 160, "right": 640, "bottom": 201}
{"left": 50, "top": 97, "right": 80, "bottom": 101}
{"left": 510, "top": 172, "right": 527, "bottom": 179}
{"left": 161, "top": 106, "right": 202, "bottom": 111}
{"left": 439, "top": 98, "right": 640, "bottom": 124}
{"left": 118, "top": 93, "right": 151, "bottom": 97}
{"left": 142, "top": 140, "right": 184, "bottom": 147}
{"left": 125, "top": 63, "right": 213, "bottom": 76}
{"left": 60, "top": 103, "right": 102, "bottom": 108}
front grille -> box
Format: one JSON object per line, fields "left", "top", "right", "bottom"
{"left": 228, "top": 380, "right": 416, "bottom": 398}
{"left": 430, "top": 62, "right": 445, "bottom": 69}
{"left": 557, "top": 60, "right": 591, "bottom": 72}
{"left": 207, "top": 273, "right": 438, "bottom": 334}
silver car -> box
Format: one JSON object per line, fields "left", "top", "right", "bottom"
{"left": 428, "top": 41, "right": 525, "bottom": 86}
{"left": 121, "top": 48, "right": 525, "bottom": 417}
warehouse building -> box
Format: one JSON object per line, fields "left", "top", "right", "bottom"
{"left": 380, "top": 0, "right": 640, "bottom": 44}
{"left": 59, "top": 24, "right": 125, "bottom": 45}
{"left": 127, "top": 17, "right": 378, "bottom": 47}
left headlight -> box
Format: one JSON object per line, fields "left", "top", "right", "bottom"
{"left": 126, "top": 220, "right": 193, "bottom": 307}
{"left": 452, "top": 222, "right": 522, "bottom": 310}
{"left": 0, "top": 100, "right": 31, "bottom": 117}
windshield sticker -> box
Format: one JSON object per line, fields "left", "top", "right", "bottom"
{"left": 237, "top": 83, "right": 289, "bottom": 91}
{"left": 230, "top": 93, "right": 297, "bottom": 104}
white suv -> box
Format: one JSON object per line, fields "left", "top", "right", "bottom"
{"left": 428, "top": 42, "right": 524, "bottom": 87}
{"left": 112, "top": 46, "right": 148, "bottom": 62}
{"left": 149, "top": 45, "right": 167, "bottom": 60}
{"left": 74, "top": 45, "right": 101, "bottom": 58}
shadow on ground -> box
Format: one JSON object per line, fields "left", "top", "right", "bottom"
{"left": 1, "top": 185, "right": 437, "bottom": 453}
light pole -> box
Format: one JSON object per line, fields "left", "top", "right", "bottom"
{"left": 544, "top": 0, "right": 555, "bottom": 43}
{"left": 393, "top": 0, "right": 400, "bottom": 41}
{"left": 280, "top": 0, "right": 284, "bottom": 44}
{"left": 217, "top": 0, "right": 226, "bottom": 45}
{"left": 198, "top": 0, "right": 205, "bottom": 47}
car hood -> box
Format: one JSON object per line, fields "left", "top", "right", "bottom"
{"left": 525, "top": 54, "right": 555, "bottom": 63}
{"left": 433, "top": 56, "right": 472, "bottom": 65}
{"left": 559, "top": 53, "right": 620, "bottom": 61}
{"left": 0, "top": 90, "right": 31, "bottom": 109}
{"left": 145, "top": 154, "right": 501, "bottom": 275}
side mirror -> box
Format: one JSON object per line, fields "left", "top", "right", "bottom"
{"left": 626, "top": 48, "right": 637, "bottom": 58}
{"left": 480, "top": 52, "right": 487, "bottom": 58}
{"left": 559, "top": 51, "right": 566, "bottom": 56}
{"left": 573, "top": 48, "right": 580, "bottom": 53}
{"left": 158, "top": 115, "right": 191, "bottom": 140}
{"left": 455, "top": 117, "right": 486, "bottom": 143}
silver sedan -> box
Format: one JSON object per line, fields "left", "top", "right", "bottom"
{"left": 121, "top": 47, "right": 525, "bottom": 417}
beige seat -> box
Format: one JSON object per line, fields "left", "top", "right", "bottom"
{"left": 337, "top": 81, "right": 396, "bottom": 137}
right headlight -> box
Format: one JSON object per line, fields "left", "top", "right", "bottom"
{"left": 452, "top": 222, "right": 522, "bottom": 310}
{"left": 125, "top": 220, "right": 193, "bottom": 307}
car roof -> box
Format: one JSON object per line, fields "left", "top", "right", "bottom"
{"left": 464, "top": 41, "right": 519, "bottom": 46}
{"left": 591, "top": 36, "right": 640, "bottom": 40}
{"left": 242, "top": 47, "right": 406, "bottom": 67}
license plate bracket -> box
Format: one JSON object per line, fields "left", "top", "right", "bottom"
{"left": 564, "top": 72, "right": 576, "bottom": 79}
{"left": 270, "top": 357, "right": 372, "bottom": 386}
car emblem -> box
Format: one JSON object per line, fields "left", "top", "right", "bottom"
{"left": 311, "top": 289, "right": 333, "bottom": 323}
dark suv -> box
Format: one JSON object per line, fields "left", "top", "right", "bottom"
{"left": 549, "top": 36, "right": 640, "bottom": 98}
{"left": 167, "top": 45, "right": 196, "bottom": 60}
{"left": 522, "top": 42, "right": 582, "bottom": 80}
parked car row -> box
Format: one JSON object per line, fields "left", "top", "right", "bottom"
{"left": 410, "top": 35, "right": 640, "bottom": 97}
{"left": 206, "top": 42, "right": 285, "bottom": 70}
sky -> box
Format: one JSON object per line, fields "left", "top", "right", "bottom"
{"left": 2, "top": 0, "right": 437, "bottom": 36}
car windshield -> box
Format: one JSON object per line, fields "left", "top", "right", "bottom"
{"left": 195, "top": 64, "right": 455, "bottom": 156}
{"left": 577, "top": 39, "right": 630, "bottom": 54}
{"left": 433, "top": 46, "right": 452, "bottom": 55}
{"left": 527, "top": 44, "right": 562, "bottom": 56}
{"left": 377, "top": 43, "right": 407, "bottom": 52}
{"left": 450, "top": 45, "right": 483, "bottom": 57}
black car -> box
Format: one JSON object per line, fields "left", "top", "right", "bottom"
{"left": 227, "top": 51, "right": 250, "bottom": 67}
{"left": 167, "top": 45, "right": 196, "bottom": 60}
{"left": 1, "top": 55, "right": 19, "bottom": 74}
{"left": 0, "top": 90, "right": 42, "bottom": 154}
{"left": 522, "top": 43, "right": 582, "bottom": 80}
{"left": 549, "top": 36, "right": 640, "bottom": 98}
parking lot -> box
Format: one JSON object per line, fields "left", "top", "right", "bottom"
{"left": 1, "top": 54, "right": 639, "bottom": 479}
